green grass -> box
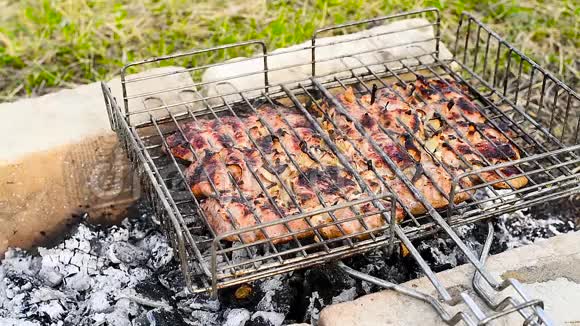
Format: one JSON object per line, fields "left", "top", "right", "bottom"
{"left": 0, "top": 0, "right": 577, "bottom": 101}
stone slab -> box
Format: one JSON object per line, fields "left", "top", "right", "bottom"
{"left": 202, "top": 18, "right": 453, "bottom": 105}
{"left": 0, "top": 67, "right": 195, "bottom": 255}
{"left": 318, "top": 231, "right": 580, "bottom": 325}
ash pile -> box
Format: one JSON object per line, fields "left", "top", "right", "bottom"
{"left": 1, "top": 197, "right": 577, "bottom": 326}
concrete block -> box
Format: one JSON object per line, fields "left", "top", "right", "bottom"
{"left": 0, "top": 67, "right": 194, "bottom": 255}
{"left": 202, "top": 18, "right": 453, "bottom": 105}
{"left": 319, "top": 231, "right": 580, "bottom": 325}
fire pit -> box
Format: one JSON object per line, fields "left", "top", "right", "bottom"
{"left": 2, "top": 8, "right": 577, "bottom": 326}
{"left": 1, "top": 198, "right": 576, "bottom": 325}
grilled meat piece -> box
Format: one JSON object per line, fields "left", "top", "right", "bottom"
{"left": 289, "top": 166, "right": 360, "bottom": 208}
{"left": 411, "top": 77, "right": 486, "bottom": 125}
{"left": 165, "top": 116, "right": 252, "bottom": 162}
{"left": 164, "top": 74, "right": 528, "bottom": 245}
{"left": 186, "top": 147, "right": 264, "bottom": 198}
{"left": 202, "top": 196, "right": 312, "bottom": 244}
{"left": 319, "top": 86, "right": 473, "bottom": 215}
{"left": 425, "top": 121, "right": 527, "bottom": 189}
{"left": 310, "top": 199, "right": 402, "bottom": 239}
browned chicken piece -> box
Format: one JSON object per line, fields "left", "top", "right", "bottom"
{"left": 310, "top": 200, "right": 402, "bottom": 239}
{"left": 370, "top": 103, "right": 425, "bottom": 137}
{"left": 320, "top": 86, "right": 473, "bottom": 215}
{"left": 425, "top": 122, "right": 527, "bottom": 189}
{"left": 411, "top": 77, "right": 486, "bottom": 125}
{"left": 186, "top": 147, "right": 264, "bottom": 198}
{"left": 282, "top": 128, "right": 339, "bottom": 167}
{"left": 248, "top": 104, "right": 311, "bottom": 134}
{"left": 202, "top": 196, "right": 312, "bottom": 244}
{"left": 164, "top": 118, "right": 212, "bottom": 162}
{"left": 359, "top": 85, "right": 411, "bottom": 107}
{"left": 165, "top": 116, "right": 252, "bottom": 162}
{"left": 355, "top": 131, "right": 418, "bottom": 179}
{"left": 413, "top": 76, "right": 471, "bottom": 102}
{"left": 288, "top": 166, "right": 360, "bottom": 208}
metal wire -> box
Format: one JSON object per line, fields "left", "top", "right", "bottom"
{"left": 102, "top": 8, "right": 578, "bottom": 324}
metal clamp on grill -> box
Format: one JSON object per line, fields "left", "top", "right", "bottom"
{"left": 102, "top": 8, "right": 578, "bottom": 325}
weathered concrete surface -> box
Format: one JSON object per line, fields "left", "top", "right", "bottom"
{"left": 0, "top": 67, "right": 194, "bottom": 255}
{"left": 202, "top": 18, "right": 453, "bottom": 105}
{"left": 319, "top": 231, "right": 580, "bottom": 326}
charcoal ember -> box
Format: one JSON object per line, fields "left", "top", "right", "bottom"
{"left": 84, "top": 297, "right": 142, "bottom": 326}
{"left": 106, "top": 226, "right": 130, "bottom": 243}
{"left": 137, "top": 232, "right": 174, "bottom": 270}
{"left": 134, "top": 276, "right": 172, "bottom": 302}
{"left": 87, "top": 290, "right": 113, "bottom": 313}
{"left": 2, "top": 249, "right": 41, "bottom": 282}
{"left": 330, "top": 287, "right": 357, "bottom": 304}
{"left": 349, "top": 249, "right": 418, "bottom": 286}
{"left": 186, "top": 310, "right": 220, "bottom": 326}
{"left": 418, "top": 238, "right": 459, "bottom": 272}
{"left": 133, "top": 308, "right": 188, "bottom": 326}
{"left": 106, "top": 241, "right": 149, "bottom": 266}
{"left": 223, "top": 308, "right": 251, "bottom": 326}
{"left": 182, "top": 294, "right": 220, "bottom": 312}
{"left": 302, "top": 291, "right": 325, "bottom": 325}
{"left": 29, "top": 288, "right": 69, "bottom": 321}
{"left": 250, "top": 311, "right": 285, "bottom": 326}
{"left": 176, "top": 293, "right": 221, "bottom": 325}
{"left": 255, "top": 275, "right": 295, "bottom": 314}
{"left": 0, "top": 317, "right": 38, "bottom": 325}
{"left": 92, "top": 267, "right": 133, "bottom": 291}
{"left": 64, "top": 270, "right": 91, "bottom": 292}
{"left": 303, "top": 264, "right": 356, "bottom": 300}
{"left": 157, "top": 262, "right": 186, "bottom": 293}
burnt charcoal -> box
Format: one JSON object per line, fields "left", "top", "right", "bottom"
{"left": 137, "top": 232, "right": 174, "bottom": 270}
{"left": 249, "top": 311, "right": 286, "bottom": 326}
{"left": 255, "top": 275, "right": 296, "bottom": 315}
{"left": 181, "top": 293, "right": 221, "bottom": 312}
{"left": 107, "top": 241, "right": 149, "bottom": 266}
{"left": 2, "top": 193, "right": 576, "bottom": 326}
{"left": 134, "top": 276, "right": 173, "bottom": 302}
{"left": 186, "top": 310, "right": 220, "bottom": 326}
{"left": 303, "top": 264, "right": 356, "bottom": 300}
{"left": 302, "top": 291, "right": 325, "bottom": 325}
{"left": 157, "top": 261, "right": 187, "bottom": 293}
{"left": 347, "top": 249, "right": 419, "bottom": 286}
{"left": 223, "top": 308, "right": 251, "bottom": 326}
{"left": 133, "top": 308, "right": 188, "bottom": 326}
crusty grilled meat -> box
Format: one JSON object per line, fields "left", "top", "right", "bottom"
{"left": 186, "top": 147, "right": 264, "bottom": 198}
{"left": 165, "top": 116, "right": 252, "bottom": 162}
{"left": 165, "top": 75, "right": 527, "bottom": 245}
{"left": 318, "top": 86, "right": 473, "bottom": 215}
{"left": 425, "top": 122, "right": 527, "bottom": 189}
{"left": 202, "top": 196, "right": 312, "bottom": 244}
{"left": 310, "top": 200, "right": 402, "bottom": 239}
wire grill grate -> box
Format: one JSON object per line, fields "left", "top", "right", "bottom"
{"left": 102, "top": 8, "right": 578, "bottom": 325}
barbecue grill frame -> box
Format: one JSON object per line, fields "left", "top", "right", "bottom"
{"left": 102, "top": 8, "right": 578, "bottom": 325}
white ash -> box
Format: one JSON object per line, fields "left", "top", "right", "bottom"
{"left": 251, "top": 311, "right": 285, "bottom": 326}
{"left": 304, "top": 291, "right": 324, "bottom": 325}
{"left": 1, "top": 195, "right": 576, "bottom": 325}
{"left": 0, "top": 210, "right": 177, "bottom": 326}
{"left": 256, "top": 275, "right": 283, "bottom": 311}
{"left": 223, "top": 308, "right": 251, "bottom": 326}
{"left": 331, "top": 287, "right": 357, "bottom": 304}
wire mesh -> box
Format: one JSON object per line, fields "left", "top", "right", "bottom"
{"left": 102, "top": 8, "right": 578, "bottom": 324}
